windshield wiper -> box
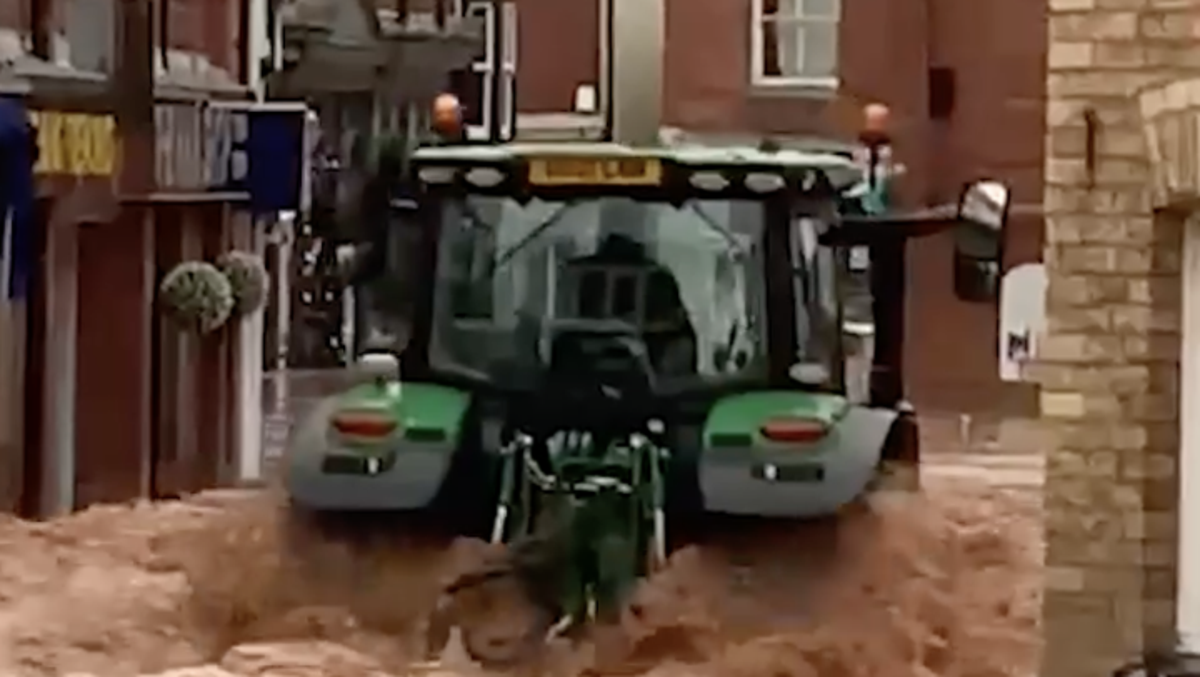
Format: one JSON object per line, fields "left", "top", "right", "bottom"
{"left": 486, "top": 202, "right": 574, "bottom": 275}
{"left": 686, "top": 203, "right": 749, "bottom": 257}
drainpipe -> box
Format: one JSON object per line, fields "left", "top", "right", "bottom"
{"left": 605, "top": 0, "right": 663, "bottom": 146}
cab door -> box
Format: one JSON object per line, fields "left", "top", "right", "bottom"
{"left": 787, "top": 216, "right": 847, "bottom": 394}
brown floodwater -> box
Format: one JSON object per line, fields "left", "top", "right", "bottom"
{"left": 0, "top": 477, "right": 1041, "bottom": 677}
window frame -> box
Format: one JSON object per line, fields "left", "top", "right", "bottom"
{"left": 749, "top": 0, "right": 840, "bottom": 90}
{"left": 463, "top": 0, "right": 517, "bottom": 142}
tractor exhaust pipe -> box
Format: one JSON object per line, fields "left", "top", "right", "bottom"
{"left": 605, "top": 0, "right": 664, "bottom": 145}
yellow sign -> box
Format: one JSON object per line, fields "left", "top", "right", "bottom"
{"left": 528, "top": 157, "right": 661, "bottom": 186}
{"left": 29, "top": 111, "right": 117, "bottom": 177}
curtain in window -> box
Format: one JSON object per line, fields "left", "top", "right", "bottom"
{"left": 761, "top": 0, "right": 839, "bottom": 79}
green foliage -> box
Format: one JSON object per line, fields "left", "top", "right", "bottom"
{"left": 158, "top": 261, "right": 234, "bottom": 335}
{"left": 216, "top": 250, "right": 269, "bottom": 318}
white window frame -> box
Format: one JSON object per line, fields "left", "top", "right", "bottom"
{"left": 464, "top": 0, "right": 517, "bottom": 142}
{"left": 749, "top": 0, "right": 839, "bottom": 89}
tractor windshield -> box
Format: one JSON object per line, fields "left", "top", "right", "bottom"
{"left": 429, "top": 194, "right": 768, "bottom": 388}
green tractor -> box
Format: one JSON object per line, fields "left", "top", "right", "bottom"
{"left": 280, "top": 0, "right": 1010, "bottom": 659}
{"left": 282, "top": 136, "right": 1010, "bottom": 653}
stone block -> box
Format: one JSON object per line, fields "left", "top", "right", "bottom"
{"left": 1049, "top": 0, "right": 1096, "bottom": 10}
{"left": 1112, "top": 305, "right": 1180, "bottom": 333}
{"left": 1046, "top": 565, "right": 1087, "bottom": 592}
{"left": 1041, "top": 391, "right": 1087, "bottom": 418}
{"left": 1049, "top": 12, "right": 1139, "bottom": 41}
{"left": 1120, "top": 451, "right": 1178, "bottom": 480}
{"left": 1048, "top": 71, "right": 1167, "bottom": 98}
{"left": 1049, "top": 42, "right": 1096, "bottom": 69}
{"left": 1138, "top": 11, "right": 1200, "bottom": 40}
{"left": 1093, "top": 42, "right": 1150, "bottom": 70}
{"left": 1045, "top": 185, "right": 1151, "bottom": 215}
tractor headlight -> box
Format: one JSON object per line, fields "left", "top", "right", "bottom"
{"left": 465, "top": 167, "right": 505, "bottom": 187}
{"left": 689, "top": 171, "right": 730, "bottom": 191}
{"left": 744, "top": 172, "right": 786, "bottom": 193}
{"left": 417, "top": 166, "right": 456, "bottom": 184}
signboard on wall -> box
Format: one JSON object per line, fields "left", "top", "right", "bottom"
{"left": 245, "top": 102, "right": 313, "bottom": 214}
{"left": 28, "top": 110, "right": 116, "bottom": 177}
{"left": 204, "top": 103, "right": 250, "bottom": 193}
{"left": 155, "top": 102, "right": 205, "bottom": 191}
{"left": 151, "top": 99, "right": 312, "bottom": 208}
{"left": 998, "top": 262, "right": 1047, "bottom": 383}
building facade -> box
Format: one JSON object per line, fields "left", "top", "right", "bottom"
{"left": 1040, "top": 0, "right": 1200, "bottom": 674}
{"left": 0, "top": 0, "right": 267, "bottom": 515}
{"left": 512, "top": 0, "right": 1048, "bottom": 415}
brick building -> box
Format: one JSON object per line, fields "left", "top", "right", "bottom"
{"left": 511, "top": 0, "right": 1048, "bottom": 414}
{"left": 0, "top": 0, "right": 267, "bottom": 516}
{"left": 1040, "top": 1, "right": 1200, "bottom": 674}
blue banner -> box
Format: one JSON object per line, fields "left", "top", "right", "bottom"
{"left": 0, "top": 96, "right": 34, "bottom": 300}
{"left": 246, "top": 104, "right": 308, "bottom": 214}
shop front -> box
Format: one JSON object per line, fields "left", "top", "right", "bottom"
{"left": 0, "top": 66, "right": 312, "bottom": 516}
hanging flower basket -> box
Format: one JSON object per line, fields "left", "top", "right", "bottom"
{"left": 216, "top": 250, "right": 269, "bottom": 318}
{"left": 158, "top": 261, "right": 234, "bottom": 334}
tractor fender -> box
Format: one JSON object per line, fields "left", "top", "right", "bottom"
{"left": 698, "top": 405, "right": 898, "bottom": 518}
{"left": 283, "top": 387, "right": 467, "bottom": 511}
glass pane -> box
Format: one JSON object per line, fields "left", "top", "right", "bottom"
{"left": 448, "top": 68, "right": 485, "bottom": 127}
{"left": 802, "top": 0, "right": 838, "bottom": 19}
{"left": 760, "top": 18, "right": 781, "bottom": 76}
{"left": 431, "top": 197, "right": 769, "bottom": 385}
{"left": 763, "top": 18, "right": 804, "bottom": 77}
{"left": 772, "top": 0, "right": 800, "bottom": 17}
{"left": 800, "top": 23, "right": 837, "bottom": 78}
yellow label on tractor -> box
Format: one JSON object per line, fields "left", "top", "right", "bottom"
{"left": 528, "top": 157, "right": 662, "bottom": 186}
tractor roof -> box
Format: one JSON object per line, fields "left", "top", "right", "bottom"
{"left": 412, "top": 141, "right": 866, "bottom": 190}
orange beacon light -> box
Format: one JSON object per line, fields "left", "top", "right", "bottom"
{"left": 431, "top": 93, "right": 464, "bottom": 139}
{"left": 859, "top": 102, "right": 891, "bottom": 146}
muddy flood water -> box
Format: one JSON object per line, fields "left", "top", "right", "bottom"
{"left": 0, "top": 476, "right": 1042, "bottom": 677}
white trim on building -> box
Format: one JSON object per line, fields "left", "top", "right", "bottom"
{"left": 1178, "top": 215, "right": 1200, "bottom": 653}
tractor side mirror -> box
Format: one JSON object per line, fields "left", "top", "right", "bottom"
{"left": 952, "top": 180, "right": 1010, "bottom": 302}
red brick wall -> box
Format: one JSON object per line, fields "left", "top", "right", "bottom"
{"left": 0, "top": 0, "right": 244, "bottom": 82}
{"left": 166, "top": 0, "right": 242, "bottom": 78}
{"left": 0, "top": 0, "right": 21, "bottom": 30}
{"left": 514, "top": 0, "right": 1047, "bottom": 414}
{"left": 516, "top": 0, "right": 599, "bottom": 112}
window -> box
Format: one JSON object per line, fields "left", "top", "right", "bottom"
{"left": 459, "top": 0, "right": 516, "bottom": 142}
{"left": 751, "top": 0, "right": 839, "bottom": 88}
{"left": 427, "top": 196, "right": 769, "bottom": 387}
{"left": 790, "top": 218, "right": 838, "bottom": 382}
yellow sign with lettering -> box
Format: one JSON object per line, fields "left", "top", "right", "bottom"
{"left": 528, "top": 157, "right": 661, "bottom": 186}
{"left": 29, "top": 111, "right": 117, "bottom": 177}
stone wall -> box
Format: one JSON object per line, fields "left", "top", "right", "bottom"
{"left": 1041, "top": 2, "right": 1193, "bottom": 676}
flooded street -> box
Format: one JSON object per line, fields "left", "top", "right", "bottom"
{"left": 0, "top": 372, "right": 1044, "bottom": 677}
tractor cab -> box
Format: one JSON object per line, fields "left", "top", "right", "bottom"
{"left": 357, "top": 142, "right": 1007, "bottom": 406}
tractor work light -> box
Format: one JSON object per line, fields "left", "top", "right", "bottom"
{"left": 465, "top": 167, "right": 505, "bottom": 187}
{"left": 744, "top": 172, "right": 786, "bottom": 193}
{"left": 759, "top": 417, "right": 830, "bottom": 444}
{"left": 688, "top": 171, "right": 730, "bottom": 191}
{"left": 417, "top": 166, "right": 456, "bottom": 184}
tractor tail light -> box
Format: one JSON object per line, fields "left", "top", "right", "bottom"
{"left": 760, "top": 417, "right": 829, "bottom": 444}
{"left": 331, "top": 411, "right": 398, "bottom": 439}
